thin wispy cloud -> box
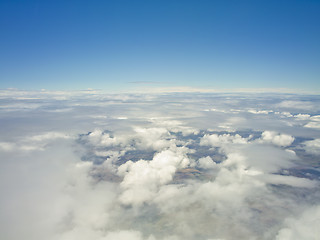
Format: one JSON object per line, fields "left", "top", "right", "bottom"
{"left": 129, "top": 81, "right": 166, "bottom": 84}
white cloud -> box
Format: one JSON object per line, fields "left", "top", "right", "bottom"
{"left": 304, "top": 115, "right": 320, "bottom": 129}
{"left": 28, "top": 132, "right": 73, "bottom": 142}
{"left": 118, "top": 147, "right": 191, "bottom": 206}
{"left": 276, "top": 100, "right": 315, "bottom": 110}
{"left": 100, "top": 230, "right": 145, "bottom": 240}
{"left": 0, "top": 142, "right": 15, "bottom": 151}
{"left": 134, "top": 127, "right": 172, "bottom": 151}
{"left": 200, "top": 133, "right": 249, "bottom": 147}
{"left": 280, "top": 112, "right": 293, "bottom": 118}
{"left": 0, "top": 132, "right": 74, "bottom": 152}
{"left": 198, "top": 156, "right": 217, "bottom": 169}
{"left": 87, "top": 129, "right": 119, "bottom": 147}
{"left": 276, "top": 205, "right": 320, "bottom": 240}
{"left": 294, "top": 113, "right": 310, "bottom": 120}
{"left": 1, "top": 90, "right": 320, "bottom": 240}
{"left": 237, "top": 144, "right": 296, "bottom": 173}
{"left": 304, "top": 121, "right": 320, "bottom": 129}
{"left": 310, "top": 115, "right": 320, "bottom": 121}
{"left": 260, "top": 131, "right": 294, "bottom": 147}
{"left": 0, "top": 140, "right": 81, "bottom": 240}
{"left": 259, "top": 174, "right": 317, "bottom": 188}
{"left": 303, "top": 139, "right": 320, "bottom": 155}
{"left": 248, "top": 109, "right": 271, "bottom": 114}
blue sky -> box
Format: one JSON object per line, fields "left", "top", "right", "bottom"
{"left": 0, "top": 0, "right": 319, "bottom": 92}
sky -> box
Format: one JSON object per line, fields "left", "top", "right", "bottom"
{"left": 0, "top": 0, "right": 319, "bottom": 92}
{"left": 1, "top": 2, "right": 320, "bottom": 239}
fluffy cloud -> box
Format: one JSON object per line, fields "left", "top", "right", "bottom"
{"left": 260, "top": 131, "right": 294, "bottom": 147}
{"left": 87, "top": 129, "right": 125, "bottom": 147}
{"left": 118, "top": 147, "right": 191, "bottom": 206}
{"left": 133, "top": 127, "right": 173, "bottom": 151}
{"left": 198, "top": 156, "right": 217, "bottom": 169}
{"left": 1, "top": 90, "right": 320, "bottom": 240}
{"left": 294, "top": 113, "right": 310, "bottom": 120}
{"left": 304, "top": 115, "right": 320, "bottom": 129}
{"left": 248, "top": 109, "right": 271, "bottom": 114}
{"left": 276, "top": 205, "right": 320, "bottom": 240}
{"left": 200, "top": 133, "right": 250, "bottom": 147}
{"left": 303, "top": 139, "right": 320, "bottom": 155}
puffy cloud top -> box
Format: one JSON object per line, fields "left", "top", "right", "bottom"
{"left": 260, "top": 131, "right": 294, "bottom": 147}
{"left": 1, "top": 91, "right": 320, "bottom": 240}
{"left": 200, "top": 133, "right": 249, "bottom": 147}
{"left": 303, "top": 139, "right": 320, "bottom": 155}
{"left": 118, "top": 147, "right": 191, "bottom": 206}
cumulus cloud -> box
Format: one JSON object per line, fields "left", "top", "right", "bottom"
{"left": 200, "top": 133, "right": 250, "bottom": 147}
{"left": 118, "top": 147, "right": 191, "bottom": 206}
{"left": 87, "top": 129, "right": 124, "bottom": 147}
{"left": 274, "top": 111, "right": 293, "bottom": 118}
{"left": 198, "top": 156, "right": 217, "bottom": 169}
{"left": 304, "top": 121, "right": 320, "bottom": 129}
{"left": 276, "top": 205, "right": 320, "bottom": 240}
{"left": 1, "top": 90, "right": 320, "bottom": 240}
{"left": 248, "top": 109, "right": 272, "bottom": 114}
{"left": 133, "top": 127, "right": 173, "bottom": 151}
{"left": 304, "top": 115, "right": 320, "bottom": 129}
{"left": 259, "top": 131, "right": 295, "bottom": 147}
{"left": 303, "top": 139, "right": 320, "bottom": 155}
{"left": 294, "top": 113, "right": 310, "bottom": 120}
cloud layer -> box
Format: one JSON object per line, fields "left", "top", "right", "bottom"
{"left": 0, "top": 90, "right": 320, "bottom": 240}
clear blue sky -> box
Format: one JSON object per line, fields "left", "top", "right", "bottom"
{"left": 0, "top": 0, "right": 319, "bottom": 92}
